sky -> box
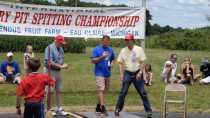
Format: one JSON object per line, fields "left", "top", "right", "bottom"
{"left": 48, "top": 0, "right": 210, "bottom": 28}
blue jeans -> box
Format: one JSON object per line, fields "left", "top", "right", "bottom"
{"left": 115, "top": 70, "right": 152, "bottom": 112}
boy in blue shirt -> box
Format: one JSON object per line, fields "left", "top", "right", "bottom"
{"left": 91, "top": 35, "right": 115, "bottom": 115}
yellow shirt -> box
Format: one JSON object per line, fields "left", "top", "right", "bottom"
{"left": 117, "top": 45, "right": 146, "bottom": 72}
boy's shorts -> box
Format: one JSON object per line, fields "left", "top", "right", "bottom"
{"left": 96, "top": 76, "right": 109, "bottom": 91}
{"left": 24, "top": 102, "right": 44, "bottom": 118}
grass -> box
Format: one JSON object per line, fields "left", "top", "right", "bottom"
{"left": 0, "top": 0, "right": 18, "bottom": 2}
{"left": 0, "top": 47, "right": 210, "bottom": 113}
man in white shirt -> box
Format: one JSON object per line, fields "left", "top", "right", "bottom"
{"left": 114, "top": 34, "right": 152, "bottom": 118}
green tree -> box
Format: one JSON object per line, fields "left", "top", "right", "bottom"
{"left": 150, "top": 23, "right": 161, "bottom": 35}
{"left": 20, "top": 0, "right": 32, "bottom": 3}
{"left": 146, "top": 9, "right": 152, "bottom": 36}
{"left": 162, "top": 25, "right": 174, "bottom": 33}
{"left": 20, "top": 0, "right": 49, "bottom": 4}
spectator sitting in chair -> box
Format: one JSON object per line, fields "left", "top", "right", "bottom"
{"left": 0, "top": 52, "right": 21, "bottom": 84}
{"left": 200, "top": 57, "right": 210, "bottom": 84}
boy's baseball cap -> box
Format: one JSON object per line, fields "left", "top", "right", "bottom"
{"left": 55, "top": 35, "right": 66, "bottom": 44}
{"left": 7, "top": 52, "right": 13, "bottom": 57}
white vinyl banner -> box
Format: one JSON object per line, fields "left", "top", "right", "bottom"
{"left": 0, "top": 2, "right": 146, "bottom": 39}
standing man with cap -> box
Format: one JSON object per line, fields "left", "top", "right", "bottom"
{"left": 44, "top": 34, "right": 69, "bottom": 115}
{"left": 91, "top": 35, "right": 115, "bottom": 115}
{"left": 114, "top": 34, "right": 152, "bottom": 118}
{"left": 0, "top": 52, "right": 21, "bottom": 84}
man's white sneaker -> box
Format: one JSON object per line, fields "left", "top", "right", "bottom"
{"left": 55, "top": 108, "right": 68, "bottom": 116}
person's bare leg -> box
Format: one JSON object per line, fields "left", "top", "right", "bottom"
{"left": 97, "top": 94, "right": 100, "bottom": 104}
{"left": 98, "top": 91, "right": 105, "bottom": 106}
{"left": 56, "top": 91, "right": 61, "bottom": 108}
{"left": 190, "top": 76, "right": 194, "bottom": 85}
{"left": 149, "top": 78, "right": 152, "bottom": 86}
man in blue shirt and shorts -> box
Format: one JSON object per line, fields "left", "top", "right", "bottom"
{"left": 91, "top": 35, "right": 115, "bottom": 116}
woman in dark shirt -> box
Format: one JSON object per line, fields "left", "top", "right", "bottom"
{"left": 178, "top": 56, "right": 194, "bottom": 85}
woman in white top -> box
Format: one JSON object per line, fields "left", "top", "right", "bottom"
{"left": 161, "top": 54, "right": 177, "bottom": 84}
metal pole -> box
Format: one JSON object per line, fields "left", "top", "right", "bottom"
{"left": 141, "top": 0, "right": 146, "bottom": 49}
{"left": 142, "top": 0, "right": 146, "bottom": 8}
{"left": 75, "top": 0, "right": 77, "bottom": 7}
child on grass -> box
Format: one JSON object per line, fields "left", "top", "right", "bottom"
{"left": 143, "top": 64, "right": 153, "bottom": 86}
{"left": 16, "top": 58, "right": 55, "bottom": 118}
{"left": 24, "top": 45, "right": 35, "bottom": 74}
{"left": 162, "top": 61, "right": 173, "bottom": 84}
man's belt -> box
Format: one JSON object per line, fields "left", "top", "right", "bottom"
{"left": 125, "top": 70, "right": 140, "bottom": 75}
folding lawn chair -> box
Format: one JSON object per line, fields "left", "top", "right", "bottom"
{"left": 163, "top": 84, "right": 187, "bottom": 118}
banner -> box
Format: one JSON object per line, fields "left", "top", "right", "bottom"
{"left": 0, "top": 2, "right": 146, "bottom": 39}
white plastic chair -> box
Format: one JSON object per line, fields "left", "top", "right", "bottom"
{"left": 163, "top": 84, "right": 187, "bottom": 118}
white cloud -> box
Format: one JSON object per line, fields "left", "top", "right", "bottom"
{"left": 103, "top": 0, "right": 112, "bottom": 6}
{"left": 151, "top": 6, "right": 159, "bottom": 11}
{"left": 177, "top": 0, "right": 209, "bottom": 5}
{"left": 127, "top": 0, "right": 141, "bottom": 7}
{"left": 148, "top": 0, "right": 210, "bottom": 28}
{"left": 80, "top": 0, "right": 112, "bottom": 5}
{"left": 172, "top": 4, "right": 185, "bottom": 10}
{"left": 48, "top": 0, "right": 56, "bottom": 4}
